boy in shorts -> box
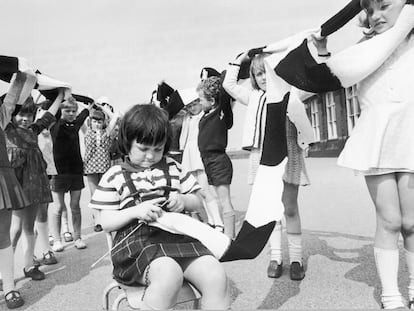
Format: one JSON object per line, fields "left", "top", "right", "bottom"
{"left": 49, "top": 96, "right": 91, "bottom": 251}
{"left": 196, "top": 76, "right": 235, "bottom": 238}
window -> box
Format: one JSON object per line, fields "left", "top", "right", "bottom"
{"left": 345, "top": 85, "right": 360, "bottom": 134}
{"left": 310, "top": 98, "right": 320, "bottom": 141}
{"left": 325, "top": 92, "right": 337, "bottom": 139}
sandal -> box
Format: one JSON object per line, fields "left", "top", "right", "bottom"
{"left": 63, "top": 232, "right": 73, "bottom": 242}
{"left": 5, "top": 290, "right": 24, "bottom": 309}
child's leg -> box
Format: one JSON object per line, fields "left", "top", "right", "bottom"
{"left": 49, "top": 192, "right": 65, "bottom": 244}
{"left": 61, "top": 206, "right": 70, "bottom": 235}
{"left": 214, "top": 184, "right": 235, "bottom": 239}
{"left": 20, "top": 205, "right": 45, "bottom": 280}
{"left": 10, "top": 210, "right": 24, "bottom": 251}
{"left": 69, "top": 190, "right": 86, "bottom": 248}
{"left": 139, "top": 257, "right": 184, "bottom": 309}
{"left": 282, "top": 182, "right": 305, "bottom": 280}
{"left": 397, "top": 173, "right": 414, "bottom": 304}
{"left": 268, "top": 220, "right": 283, "bottom": 278}
{"left": 35, "top": 203, "right": 57, "bottom": 264}
{"left": 86, "top": 174, "right": 102, "bottom": 228}
{"left": 365, "top": 174, "right": 404, "bottom": 309}
{"left": 195, "top": 171, "right": 224, "bottom": 228}
{"left": 181, "top": 255, "right": 230, "bottom": 309}
{"left": 0, "top": 208, "right": 16, "bottom": 294}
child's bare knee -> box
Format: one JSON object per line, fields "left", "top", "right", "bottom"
{"left": 198, "top": 260, "right": 228, "bottom": 290}
{"left": 148, "top": 257, "right": 183, "bottom": 289}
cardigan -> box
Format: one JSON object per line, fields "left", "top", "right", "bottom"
{"left": 222, "top": 65, "right": 314, "bottom": 151}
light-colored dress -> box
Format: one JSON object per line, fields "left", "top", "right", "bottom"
{"left": 338, "top": 36, "right": 414, "bottom": 174}
{"left": 179, "top": 112, "right": 205, "bottom": 173}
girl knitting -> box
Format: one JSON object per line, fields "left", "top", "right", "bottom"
{"left": 89, "top": 104, "right": 229, "bottom": 310}
{"left": 84, "top": 100, "right": 119, "bottom": 232}
{"left": 7, "top": 90, "right": 64, "bottom": 282}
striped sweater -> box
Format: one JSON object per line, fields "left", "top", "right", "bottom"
{"left": 89, "top": 157, "right": 201, "bottom": 211}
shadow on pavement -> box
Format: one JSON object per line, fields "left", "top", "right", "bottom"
{"left": 239, "top": 230, "right": 408, "bottom": 309}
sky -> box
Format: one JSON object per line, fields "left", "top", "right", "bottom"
{"left": 1, "top": 0, "right": 362, "bottom": 149}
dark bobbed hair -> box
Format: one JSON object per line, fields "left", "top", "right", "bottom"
{"left": 13, "top": 96, "right": 36, "bottom": 117}
{"left": 118, "top": 104, "right": 172, "bottom": 155}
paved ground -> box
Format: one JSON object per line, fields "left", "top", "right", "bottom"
{"left": 2, "top": 157, "right": 409, "bottom": 310}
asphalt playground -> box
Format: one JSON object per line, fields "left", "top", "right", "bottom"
{"left": 3, "top": 157, "right": 409, "bottom": 310}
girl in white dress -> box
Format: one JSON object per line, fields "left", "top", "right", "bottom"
{"left": 179, "top": 90, "right": 224, "bottom": 231}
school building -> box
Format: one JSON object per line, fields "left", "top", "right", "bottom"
{"left": 304, "top": 85, "right": 360, "bottom": 157}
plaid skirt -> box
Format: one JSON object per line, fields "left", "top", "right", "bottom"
{"left": 0, "top": 167, "right": 30, "bottom": 210}
{"left": 111, "top": 222, "right": 212, "bottom": 286}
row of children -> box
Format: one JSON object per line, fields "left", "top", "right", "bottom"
{"left": 89, "top": 1, "right": 414, "bottom": 309}
{"left": 1, "top": 0, "right": 414, "bottom": 309}
{"left": 0, "top": 61, "right": 122, "bottom": 308}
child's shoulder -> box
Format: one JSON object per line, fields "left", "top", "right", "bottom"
{"left": 164, "top": 155, "right": 181, "bottom": 169}
{"left": 100, "top": 165, "right": 125, "bottom": 184}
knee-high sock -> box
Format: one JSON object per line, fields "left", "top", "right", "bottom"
{"left": 374, "top": 247, "right": 404, "bottom": 309}
{"left": 405, "top": 248, "right": 414, "bottom": 301}
{"left": 287, "top": 233, "right": 302, "bottom": 264}
{"left": 35, "top": 221, "right": 51, "bottom": 255}
{"left": 0, "top": 246, "right": 15, "bottom": 294}
{"left": 205, "top": 200, "right": 224, "bottom": 227}
{"left": 269, "top": 221, "right": 283, "bottom": 264}
{"left": 21, "top": 233, "right": 36, "bottom": 269}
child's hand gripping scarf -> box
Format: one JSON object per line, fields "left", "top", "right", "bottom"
{"left": 274, "top": 3, "right": 414, "bottom": 93}
{"left": 0, "top": 55, "right": 72, "bottom": 103}
{"left": 0, "top": 56, "right": 37, "bottom": 126}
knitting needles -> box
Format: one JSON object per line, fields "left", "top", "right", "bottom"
{"left": 90, "top": 199, "right": 169, "bottom": 268}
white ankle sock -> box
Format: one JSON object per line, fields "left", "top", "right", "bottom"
{"left": 0, "top": 246, "right": 15, "bottom": 294}
{"left": 287, "top": 233, "right": 302, "bottom": 264}
{"left": 374, "top": 247, "right": 404, "bottom": 309}
{"left": 269, "top": 221, "right": 283, "bottom": 264}
{"left": 405, "top": 248, "right": 414, "bottom": 302}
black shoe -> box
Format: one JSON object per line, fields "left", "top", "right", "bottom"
{"left": 409, "top": 299, "right": 414, "bottom": 309}
{"left": 289, "top": 262, "right": 305, "bottom": 281}
{"left": 23, "top": 266, "right": 45, "bottom": 281}
{"left": 267, "top": 260, "right": 283, "bottom": 278}
{"left": 94, "top": 224, "right": 103, "bottom": 232}
{"left": 5, "top": 290, "right": 24, "bottom": 309}
{"left": 42, "top": 250, "right": 58, "bottom": 265}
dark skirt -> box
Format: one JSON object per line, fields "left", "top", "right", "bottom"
{"left": 111, "top": 222, "right": 212, "bottom": 286}
{"left": 0, "top": 167, "right": 30, "bottom": 210}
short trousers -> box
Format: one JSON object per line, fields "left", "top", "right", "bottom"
{"left": 201, "top": 152, "right": 233, "bottom": 186}
{"left": 50, "top": 174, "right": 85, "bottom": 192}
